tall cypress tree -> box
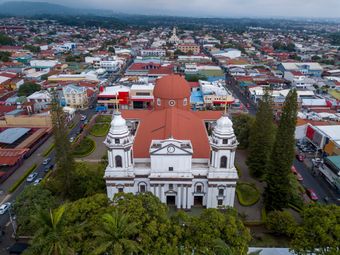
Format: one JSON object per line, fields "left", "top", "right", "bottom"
{"left": 50, "top": 91, "right": 75, "bottom": 198}
{"left": 246, "top": 91, "right": 275, "bottom": 178}
{"left": 264, "top": 89, "right": 298, "bottom": 211}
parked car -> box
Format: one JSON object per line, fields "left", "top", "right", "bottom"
{"left": 26, "top": 172, "right": 38, "bottom": 182}
{"left": 296, "top": 154, "right": 305, "bottom": 162}
{"left": 306, "top": 188, "right": 318, "bottom": 201}
{"left": 69, "top": 137, "right": 75, "bottom": 143}
{"left": 0, "top": 202, "right": 11, "bottom": 215}
{"left": 33, "top": 178, "right": 43, "bottom": 186}
{"left": 80, "top": 115, "right": 87, "bottom": 121}
{"left": 291, "top": 166, "right": 303, "bottom": 181}
{"left": 42, "top": 158, "right": 51, "bottom": 165}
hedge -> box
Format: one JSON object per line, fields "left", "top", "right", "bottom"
{"left": 73, "top": 137, "right": 96, "bottom": 157}
{"left": 8, "top": 164, "right": 37, "bottom": 193}
{"left": 43, "top": 143, "right": 55, "bottom": 157}
{"left": 236, "top": 182, "right": 260, "bottom": 206}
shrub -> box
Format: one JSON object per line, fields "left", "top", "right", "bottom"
{"left": 236, "top": 182, "right": 260, "bottom": 206}
{"left": 265, "top": 210, "right": 296, "bottom": 236}
{"left": 73, "top": 137, "right": 95, "bottom": 157}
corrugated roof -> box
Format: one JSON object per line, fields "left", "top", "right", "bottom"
{"left": 0, "top": 128, "right": 30, "bottom": 144}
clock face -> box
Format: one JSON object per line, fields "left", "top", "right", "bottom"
{"left": 167, "top": 146, "right": 175, "bottom": 153}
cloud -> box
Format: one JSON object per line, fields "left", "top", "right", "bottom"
{"left": 3, "top": 0, "right": 340, "bottom": 18}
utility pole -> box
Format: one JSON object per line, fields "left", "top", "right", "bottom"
{"left": 8, "top": 206, "right": 16, "bottom": 237}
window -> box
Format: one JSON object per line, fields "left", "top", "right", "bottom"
{"left": 169, "top": 167, "right": 174, "bottom": 171}
{"left": 218, "top": 188, "right": 224, "bottom": 196}
{"left": 183, "top": 98, "right": 188, "bottom": 106}
{"left": 130, "top": 151, "right": 133, "bottom": 164}
{"left": 118, "top": 187, "right": 124, "bottom": 193}
{"left": 115, "top": 138, "right": 120, "bottom": 144}
{"left": 169, "top": 184, "right": 173, "bottom": 190}
{"left": 218, "top": 199, "right": 223, "bottom": 206}
{"left": 220, "top": 156, "right": 227, "bottom": 168}
{"left": 222, "top": 139, "right": 228, "bottom": 144}
{"left": 168, "top": 100, "right": 176, "bottom": 106}
{"left": 115, "top": 155, "right": 122, "bottom": 168}
{"left": 157, "top": 98, "right": 161, "bottom": 106}
{"left": 196, "top": 185, "right": 202, "bottom": 193}
{"left": 136, "top": 92, "right": 150, "bottom": 96}
{"left": 140, "top": 184, "right": 146, "bottom": 193}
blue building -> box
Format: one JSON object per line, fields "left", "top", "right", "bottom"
{"left": 278, "top": 62, "right": 323, "bottom": 77}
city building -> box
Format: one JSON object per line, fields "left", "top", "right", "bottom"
{"left": 104, "top": 75, "right": 238, "bottom": 209}
{"left": 178, "top": 44, "right": 200, "bottom": 54}
{"left": 278, "top": 62, "right": 323, "bottom": 77}
{"left": 62, "top": 84, "right": 89, "bottom": 109}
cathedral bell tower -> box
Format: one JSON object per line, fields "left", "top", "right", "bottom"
{"left": 104, "top": 110, "right": 134, "bottom": 198}
{"left": 209, "top": 113, "right": 238, "bottom": 173}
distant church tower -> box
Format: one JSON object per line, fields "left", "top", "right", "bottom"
{"left": 169, "top": 27, "right": 180, "bottom": 44}
{"left": 207, "top": 114, "right": 238, "bottom": 208}
{"left": 104, "top": 110, "right": 134, "bottom": 198}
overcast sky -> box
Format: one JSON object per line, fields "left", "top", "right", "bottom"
{"left": 4, "top": 0, "right": 340, "bottom": 18}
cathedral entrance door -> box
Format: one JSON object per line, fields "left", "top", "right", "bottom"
{"left": 194, "top": 196, "right": 203, "bottom": 206}
{"left": 166, "top": 195, "right": 176, "bottom": 206}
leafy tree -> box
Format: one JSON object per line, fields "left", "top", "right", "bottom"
{"left": 92, "top": 209, "right": 140, "bottom": 255}
{"left": 24, "top": 45, "right": 41, "bottom": 53}
{"left": 113, "top": 193, "right": 174, "bottom": 254}
{"left": 13, "top": 185, "right": 58, "bottom": 236}
{"left": 291, "top": 204, "right": 340, "bottom": 255}
{"left": 17, "top": 82, "right": 41, "bottom": 97}
{"left": 0, "top": 51, "right": 11, "bottom": 62}
{"left": 68, "top": 162, "right": 106, "bottom": 201}
{"left": 183, "top": 208, "right": 251, "bottom": 255}
{"left": 0, "top": 33, "right": 15, "bottom": 45}
{"left": 24, "top": 205, "right": 76, "bottom": 255}
{"left": 232, "top": 114, "right": 255, "bottom": 149}
{"left": 265, "top": 210, "right": 296, "bottom": 236}
{"left": 264, "top": 89, "right": 298, "bottom": 211}
{"left": 48, "top": 92, "right": 75, "bottom": 199}
{"left": 311, "top": 55, "right": 321, "bottom": 61}
{"left": 246, "top": 91, "right": 275, "bottom": 178}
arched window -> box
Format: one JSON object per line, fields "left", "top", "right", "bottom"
{"left": 183, "top": 98, "right": 188, "bottom": 106}
{"left": 115, "top": 155, "right": 122, "bottom": 168}
{"left": 220, "top": 156, "right": 227, "bottom": 168}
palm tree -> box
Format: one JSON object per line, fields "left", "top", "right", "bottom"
{"left": 24, "top": 205, "right": 75, "bottom": 255}
{"left": 212, "top": 238, "right": 233, "bottom": 255}
{"left": 92, "top": 209, "right": 140, "bottom": 255}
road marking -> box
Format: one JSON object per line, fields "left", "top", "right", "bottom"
{"left": 5, "top": 221, "right": 10, "bottom": 227}
{"left": 0, "top": 194, "right": 11, "bottom": 205}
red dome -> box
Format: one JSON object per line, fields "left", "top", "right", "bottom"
{"left": 154, "top": 75, "right": 191, "bottom": 100}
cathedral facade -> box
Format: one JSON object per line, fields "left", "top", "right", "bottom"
{"left": 104, "top": 75, "right": 238, "bottom": 209}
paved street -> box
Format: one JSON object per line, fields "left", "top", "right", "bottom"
{"left": 0, "top": 106, "right": 96, "bottom": 250}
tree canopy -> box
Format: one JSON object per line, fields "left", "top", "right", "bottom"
{"left": 17, "top": 82, "right": 41, "bottom": 97}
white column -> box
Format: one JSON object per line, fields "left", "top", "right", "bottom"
{"left": 207, "top": 186, "right": 212, "bottom": 208}
{"left": 153, "top": 185, "right": 157, "bottom": 196}
{"left": 214, "top": 152, "right": 218, "bottom": 168}
{"left": 177, "top": 185, "right": 182, "bottom": 209}
{"left": 158, "top": 184, "right": 161, "bottom": 200}
{"left": 187, "top": 186, "right": 193, "bottom": 209}
{"left": 229, "top": 186, "right": 236, "bottom": 207}
{"left": 183, "top": 186, "right": 187, "bottom": 209}
{"left": 108, "top": 150, "right": 113, "bottom": 167}
{"left": 161, "top": 185, "right": 165, "bottom": 203}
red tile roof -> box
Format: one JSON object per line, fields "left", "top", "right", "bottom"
{"left": 0, "top": 148, "right": 28, "bottom": 166}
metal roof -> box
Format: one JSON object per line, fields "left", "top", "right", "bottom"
{"left": 0, "top": 128, "right": 31, "bottom": 144}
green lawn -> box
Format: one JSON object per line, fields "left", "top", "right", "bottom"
{"left": 236, "top": 182, "right": 260, "bottom": 206}
{"left": 90, "top": 123, "right": 110, "bottom": 137}
{"left": 96, "top": 115, "right": 112, "bottom": 123}
{"left": 73, "top": 137, "right": 96, "bottom": 157}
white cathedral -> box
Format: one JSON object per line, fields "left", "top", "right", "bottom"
{"left": 104, "top": 75, "right": 238, "bottom": 209}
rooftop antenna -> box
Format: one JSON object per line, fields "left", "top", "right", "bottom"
{"left": 223, "top": 98, "right": 229, "bottom": 116}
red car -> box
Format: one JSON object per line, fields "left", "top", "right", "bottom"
{"left": 296, "top": 154, "right": 305, "bottom": 162}
{"left": 291, "top": 166, "right": 303, "bottom": 181}
{"left": 306, "top": 188, "right": 318, "bottom": 201}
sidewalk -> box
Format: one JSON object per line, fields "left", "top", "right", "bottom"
{"left": 0, "top": 136, "right": 54, "bottom": 203}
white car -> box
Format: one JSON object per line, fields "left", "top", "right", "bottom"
{"left": 33, "top": 178, "right": 43, "bottom": 186}
{"left": 26, "top": 172, "right": 38, "bottom": 182}
{"left": 42, "top": 158, "right": 51, "bottom": 165}
{"left": 80, "top": 115, "right": 87, "bottom": 121}
{"left": 0, "top": 202, "right": 11, "bottom": 215}
{"left": 69, "top": 137, "right": 75, "bottom": 143}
